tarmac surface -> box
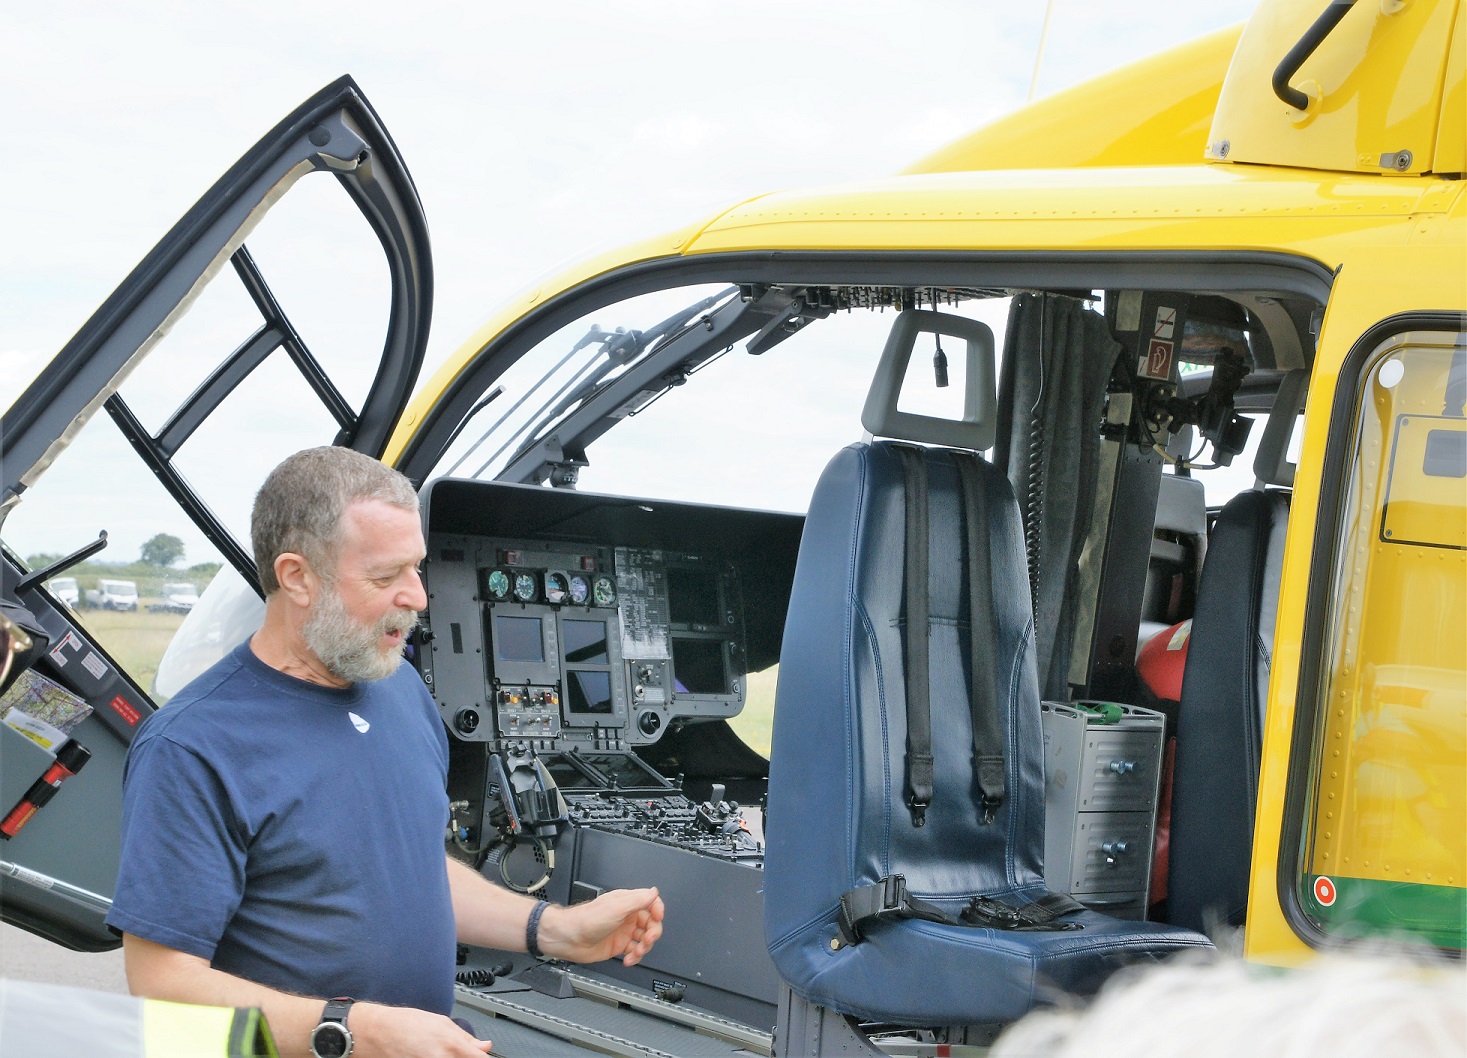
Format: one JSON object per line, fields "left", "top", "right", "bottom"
{"left": 0, "top": 922, "right": 128, "bottom": 994}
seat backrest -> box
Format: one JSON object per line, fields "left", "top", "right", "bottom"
{"left": 764, "top": 441, "right": 1047, "bottom": 980}
{"left": 1166, "top": 488, "right": 1290, "bottom": 933}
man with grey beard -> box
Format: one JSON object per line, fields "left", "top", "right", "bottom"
{"left": 107, "top": 447, "right": 663, "bottom": 1058}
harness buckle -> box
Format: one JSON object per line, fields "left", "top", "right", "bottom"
{"left": 878, "top": 874, "right": 910, "bottom": 914}
{"left": 964, "top": 896, "right": 1022, "bottom": 928}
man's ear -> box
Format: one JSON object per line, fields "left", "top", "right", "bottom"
{"left": 273, "top": 552, "right": 318, "bottom": 609}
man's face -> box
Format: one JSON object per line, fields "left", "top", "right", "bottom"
{"left": 301, "top": 498, "right": 428, "bottom": 683}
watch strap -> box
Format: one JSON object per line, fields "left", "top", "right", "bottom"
{"left": 322, "top": 997, "right": 355, "bottom": 1024}
{"left": 526, "top": 899, "right": 550, "bottom": 959}
{"left": 311, "top": 997, "right": 355, "bottom": 1058}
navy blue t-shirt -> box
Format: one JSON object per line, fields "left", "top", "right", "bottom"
{"left": 106, "top": 641, "right": 456, "bottom": 1014}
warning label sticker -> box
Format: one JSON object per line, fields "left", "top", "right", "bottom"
{"left": 81, "top": 652, "right": 108, "bottom": 680}
{"left": 1141, "top": 339, "right": 1174, "bottom": 380}
{"left": 109, "top": 696, "right": 141, "bottom": 727}
{"left": 48, "top": 631, "right": 83, "bottom": 667}
{"left": 1153, "top": 306, "right": 1176, "bottom": 339}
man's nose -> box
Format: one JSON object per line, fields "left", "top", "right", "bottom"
{"left": 400, "top": 569, "right": 429, "bottom": 612}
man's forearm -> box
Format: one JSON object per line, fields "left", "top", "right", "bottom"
{"left": 122, "top": 932, "right": 488, "bottom": 1058}
{"left": 446, "top": 855, "right": 664, "bottom": 967}
{"left": 446, "top": 855, "right": 539, "bottom": 951}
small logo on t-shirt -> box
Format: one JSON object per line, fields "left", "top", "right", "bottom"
{"left": 348, "top": 712, "right": 370, "bottom": 734}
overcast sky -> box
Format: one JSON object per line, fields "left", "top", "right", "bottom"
{"left": 3, "top": 1, "right": 1258, "bottom": 388}
{"left": 1, "top": 0, "right": 1259, "bottom": 564}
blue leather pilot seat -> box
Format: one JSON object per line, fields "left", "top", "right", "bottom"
{"left": 764, "top": 440, "right": 1213, "bottom": 1027}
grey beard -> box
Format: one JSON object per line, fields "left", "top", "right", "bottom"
{"left": 302, "top": 586, "right": 418, "bottom": 684}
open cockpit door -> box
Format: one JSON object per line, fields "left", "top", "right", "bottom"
{"left": 0, "top": 77, "right": 431, "bottom": 949}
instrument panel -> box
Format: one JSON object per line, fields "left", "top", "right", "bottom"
{"left": 418, "top": 481, "right": 779, "bottom": 755}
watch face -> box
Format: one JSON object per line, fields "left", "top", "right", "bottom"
{"left": 311, "top": 1022, "right": 351, "bottom": 1058}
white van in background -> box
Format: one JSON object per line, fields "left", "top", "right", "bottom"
{"left": 150, "top": 583, "right": 198, "bottom": 614}
{"left": 85, "top": 579, "right": 138, "bottom": 612}
{"left": 47, "top": 577, "right": 79, "bottom": 608}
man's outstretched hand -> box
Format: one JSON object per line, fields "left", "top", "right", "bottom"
{"left": 539, "top": 887, "right": 664, "bottom": 966}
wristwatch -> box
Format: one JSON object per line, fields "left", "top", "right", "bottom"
{"left": 309, "top": 997, "right": 355, "bottom": 1058}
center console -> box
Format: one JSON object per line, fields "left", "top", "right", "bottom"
{"left": 417, "top": 478, "right": 803, "bottom": 1019}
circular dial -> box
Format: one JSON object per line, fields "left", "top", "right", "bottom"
{"left": 544, "top": 571, "right": 569, "bottom": 605}
{"left": 592, "top": 575, "right": 617, "bottom": 607}
{"left": 512, "top": 571, "right": 538, "bottom": 602}
{"left": 568, "top": 574, "right": 590, "bottom": 606}
{"left": 485, "top": 569, "right": 511, "bottom": 601}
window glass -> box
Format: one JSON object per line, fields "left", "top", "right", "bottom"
{"left": 239, "top": 174, "right": 392, "bottom": 415}
{"left": 1297, "top": 332, "right": 1466, "bottom": 948}
{"left": 438, "top": 282, "right": 1012, "bottom": 512}
{"left": 171, "top": 350, "right": 342, "bottom": 547}
{"left": 6, "top": 168, "right": 400, "bottom": 704}
{"left": 1, "top": 413, "right": 227, "bottom": 701}
{"left": 1193, "top": 412, "right": 1304, "bottom": 507}
{"left": 582, "top": 298, "right": 1010, "bottom": 511}
{"left": 730, "top": 663, "right": 777, "bottom": 758}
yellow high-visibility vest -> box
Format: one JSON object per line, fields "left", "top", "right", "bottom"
{"left": 0, "top": 980, "right": 278, "bottom": 1057}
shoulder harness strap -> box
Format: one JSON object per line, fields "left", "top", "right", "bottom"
{"left": 894, "top": 444, "right": 933, "bottom": 827}
{"left": 953, "top": 452, "right": 1005, "bottom": 822}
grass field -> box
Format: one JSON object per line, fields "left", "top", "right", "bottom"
{"left": 728, "top": 665, "right": 777, "bottom": 758}
{"left": 80, "top": 609, "right": 185, "bottom": 693}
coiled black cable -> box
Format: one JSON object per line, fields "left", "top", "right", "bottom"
{"left": 1022, "top": 294, "right": 1048, "bottom": 621}
{"left": 455, "top": 967, "right": 495, "bottom": 988}
{"left": 1023, "top": 408, "right": 1045, "bottom": 621}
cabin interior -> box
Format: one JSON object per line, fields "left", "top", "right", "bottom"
{"left": 396, "top": 259, "right": 1318, "bottom": 1051}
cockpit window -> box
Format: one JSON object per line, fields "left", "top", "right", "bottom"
{"left": 432, "top": 282, "right": 1012, "bottom": 512}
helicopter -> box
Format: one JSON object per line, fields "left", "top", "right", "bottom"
{"left": 1, "top": 0, "right": 1461, "bottom": 1053}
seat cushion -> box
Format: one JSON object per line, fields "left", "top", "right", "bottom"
{"left": 770, "top": 887, "right": 1213, "bottom": 1024}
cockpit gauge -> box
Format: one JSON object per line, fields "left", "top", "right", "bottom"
{"left": 485, "top": 569, "right": 511, "bottom": 601}
{"left": 592, "top": 575, "right": 617, "bottom": 607}
{"left": 568, "top": 574, "right": 591, "bottom": 606}
{"left": 544, "top": 571, "right": 570, "bottom": 605}
{"left": 513, "top": 571, "right": 539, "bottom": 603}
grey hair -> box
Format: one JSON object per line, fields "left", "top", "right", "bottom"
{"left": 251, "top": 447, "right": 418, "bottom": 594}
{"left": 989, "top": 947, "right": 1466, "bottom": 1058}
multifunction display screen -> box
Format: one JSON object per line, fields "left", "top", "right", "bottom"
{"left": 567, "top": 670, "right": 614, "bottom": 714}
{"left": 667, "top": 566, "right": 721, "bottom": 627}
{"left": 672, "top": 637, "right": 728, "bottom": 695}
{"left": 495, "top": 615, "right": 544, "bottom": 662}
{"left": 562, "top": 619, "right": 609, "bottom": 664}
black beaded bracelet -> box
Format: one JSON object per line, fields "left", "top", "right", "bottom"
{"left": 526, "top": 899, "right": 550, "bottom": 960}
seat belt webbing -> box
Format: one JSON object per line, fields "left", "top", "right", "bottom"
{"left": 836, "top": 874, "right": 1084, "bottom": 947}
{"left": 953, "top": 453, "right": 1005, "bottom": 821}
{"left": 895, "top": 444, "right": 933, "bottom": 827}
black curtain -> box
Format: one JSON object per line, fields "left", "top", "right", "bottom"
{"left": 995, "top": 294, "right": 1120, "bottom": 700}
